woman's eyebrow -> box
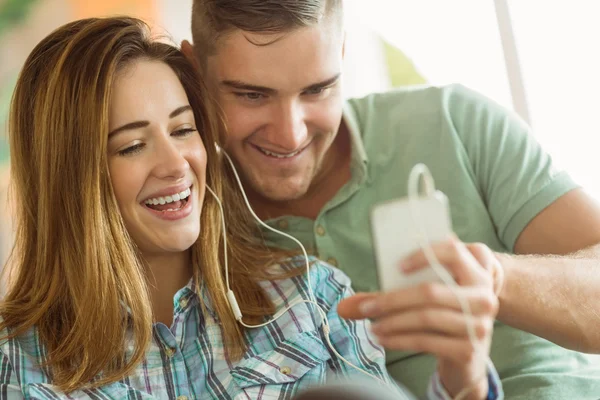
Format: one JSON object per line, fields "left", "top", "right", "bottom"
{"left": 109, "top": 105, "right": 193, "bottom": 138}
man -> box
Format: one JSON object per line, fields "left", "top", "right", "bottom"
{"left": 184, "top": 1, "right": 600, "bottom": 399}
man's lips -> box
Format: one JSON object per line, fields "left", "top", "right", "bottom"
{"left": 250, "top": 142, "right": 310, "bottom": 159}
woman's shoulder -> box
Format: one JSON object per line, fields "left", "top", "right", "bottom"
{"left": 264, "top": 256, "right": 354, "bottom": 309}
{"left": 0, "top": 319, "right": 42, "bottom": 360}
{"left": 0, "top": 319, "right": 53, "bottom": 388}
{"left": 245, "top": 256, "right": 354, "bottom": 354}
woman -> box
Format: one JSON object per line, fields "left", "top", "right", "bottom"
{"left": 0, "top": 17, "right": 488, "bottom": 399}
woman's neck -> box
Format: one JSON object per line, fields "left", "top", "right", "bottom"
{"left": 144, "top": 250, "right": 193, "bottom": 326}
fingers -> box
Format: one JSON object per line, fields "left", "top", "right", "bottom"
{"left": 357, "top": 283, "right": 498, "bottom": 320}
{"left": 375, "top": 333, "right": 484, "bottom": 365}
{"left": 337, "top": 292, "right": 378, "bottom": 319}
{"left": 467, "top": 243, "right": 505, "bottom": 295}
{"left": 400, "top": 236, "right": 493, "bottom": 287}
{"left": 371, "top": 308, "right": 494, "bottom": 341}
{"left": 465, "top": 243, "right": 495, "bottom": 272}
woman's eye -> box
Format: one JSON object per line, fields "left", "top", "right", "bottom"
{"left": 118, "top": 143, "right": 145, "bottom": 156}
{"left": 172, "top": 128, "right": 197, "bottom": 137}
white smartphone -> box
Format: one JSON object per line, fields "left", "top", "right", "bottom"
{"left": 370, "top": 191, "right": 453, "bottom": 292}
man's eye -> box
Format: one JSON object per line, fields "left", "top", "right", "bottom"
{"left": 235, "top": 92, "right": 265, "bottom": 101}
{"left": 305, "top": 87, "right": 325, "bottom": 95}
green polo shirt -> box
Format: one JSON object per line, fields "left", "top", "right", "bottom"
{"left": 263, "top": 84, "right": 600, "bottom": 399}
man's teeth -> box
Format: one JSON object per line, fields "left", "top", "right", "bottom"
{"left": 144, "top": 187, "right": 191, "bottom": 206}
{"left": 258, "top": 146, "right": 302, "bottom": 159}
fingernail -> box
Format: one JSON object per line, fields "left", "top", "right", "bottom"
{"left": 399, "top": 260, "right": 413, "bottom": 272}
{"left": 359, "top": 300, "right": 377, "bottom": 316}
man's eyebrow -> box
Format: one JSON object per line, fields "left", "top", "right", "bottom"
{"left": 109, "top": 105, "right": 193, "bottom": 138}
{"left": 301, "top": 74, "right": 341, "bottom": 92}
{"left": 221, "top": 80, "right": 277, "bottom": 96}
{"left": 220, "top": 74, "right": 341, "bottom": 96}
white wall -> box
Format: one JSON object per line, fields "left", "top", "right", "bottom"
{"left": 154, "top": 0, "right": 193, "bottom": 45}
{"left": 346, "top": 0, "right": 513, "bottom": 110}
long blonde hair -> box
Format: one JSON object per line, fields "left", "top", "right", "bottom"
{"left": 2, "top": 17, "right": 292, "bottom": 392}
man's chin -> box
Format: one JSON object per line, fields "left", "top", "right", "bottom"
{"left": 240, "top": 168, "right": 315, "bottom": 203}
{"left": 253, "top": 182, "right": 311, "bottom": 203}
{"left": 258, "top": 189, "right": 307, "bottom": 203}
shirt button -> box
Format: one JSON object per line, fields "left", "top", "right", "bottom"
{"left": 277, "top": 219, "right": 289, "bottom": 230}
{"left": 316, "top": 225, "right": 326, "bottom": 236}
{"left": 177, "top": 396, "right": 188, "bottom": 400}
{"left": 165, "top": 347, "right": 176, "bottom": 358}
{"left": 326, "top": 257, "right": 338, "bottom": 267}
{"left": 280, "top": 366, "right": 292, "bottom": 375}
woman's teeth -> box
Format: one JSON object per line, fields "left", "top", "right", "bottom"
{"left": 144, "top": 187, "right": 191, "bottom": 206}
{"left": 257, "top": 146, "right": 302, "bottom": 159}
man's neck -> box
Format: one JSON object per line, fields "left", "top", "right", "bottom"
{"left": 250, "top": 122, "right": 352, "bottom": 221}
{"left": 144, "top": 250, "right": 193, "bottom": 326}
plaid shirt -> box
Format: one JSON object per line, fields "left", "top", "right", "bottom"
{"left": 0, "top": 258, "right": 502, "bottom": 399}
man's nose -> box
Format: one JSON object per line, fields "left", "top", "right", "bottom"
{"left": 265, "top": 100, "right": 309, "bottom": 152}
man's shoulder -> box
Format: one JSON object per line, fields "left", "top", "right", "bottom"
{"left": 344, "top": 84, "right": 490, "bottom": 146}
{"left": 345, "top": 83, "right": 479, "bottom": 118}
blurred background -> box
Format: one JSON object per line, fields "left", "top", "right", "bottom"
{"left": 0, "top": 0, "right": 599, "bottom": 268}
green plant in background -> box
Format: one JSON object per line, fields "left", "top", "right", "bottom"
{"left": 381, "top": 38, "right": 427, "bottom": 87}
{"left": 1, "top": 0, "right": 39, "bottom": 163}
{"left": 0, "top": 0, "right": 39, "bottom": 37}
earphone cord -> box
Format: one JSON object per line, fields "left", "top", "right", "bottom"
{"left": 210, "top": 151, "right": 487, "bottom": 399}
{"left": 408, "top": 164, "right": 492, "bottom": 400}
{"left": 207, "top": 151, "right": 403, "bottom": 394}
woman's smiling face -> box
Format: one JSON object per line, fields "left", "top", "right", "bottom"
{"left": 107, "top": 59, "right": 207, "bottom": 256}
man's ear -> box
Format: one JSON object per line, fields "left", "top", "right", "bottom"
{"left": 181, "top": 40, "right": 201, "bottom": 71}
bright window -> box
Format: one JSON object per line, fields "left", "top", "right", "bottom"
{"left": 508, "top": 1, "right": 600, "bottom": 198}
{"left": 344, "top": 0, "right": 600, "bottom": 199}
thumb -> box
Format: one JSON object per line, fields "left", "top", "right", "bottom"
{"left": 337, "top": 292, "right": 378, "bottom": 320}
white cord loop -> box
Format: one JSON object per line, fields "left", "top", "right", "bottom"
{"left": 408, "top": 164, "right": 491, "bottom": 400}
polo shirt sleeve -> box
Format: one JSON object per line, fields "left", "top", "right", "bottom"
{"left": 441, "top": 84, "right": 579, "bottom": 251}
